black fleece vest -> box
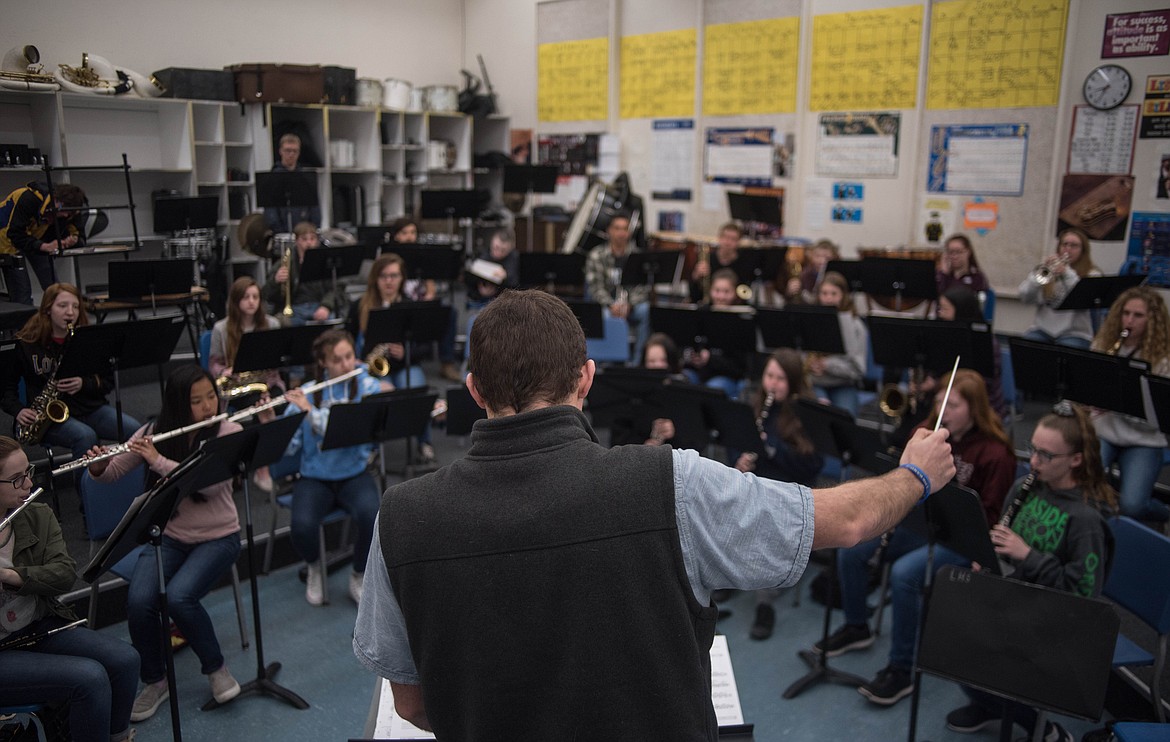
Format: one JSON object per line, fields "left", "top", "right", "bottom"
{"left": 381, "top": 406, "right": 718, "bottom": 741}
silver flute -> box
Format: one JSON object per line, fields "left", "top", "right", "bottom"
{"left": 0, "top": 487, "right": 46, "bottom": 530}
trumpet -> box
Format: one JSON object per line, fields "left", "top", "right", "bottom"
{"left": 0, "top": 487, "right": 45, "bottom": 530}
{"left": 1107, "top": 328, "right": 1130, "bottom": 354}
{"left": 1030, "top": 254, "right": 1070, "bottom": 286}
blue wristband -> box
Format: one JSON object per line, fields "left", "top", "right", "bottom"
{"left": 900, "top": 463, "right": 932, "bottom": 504}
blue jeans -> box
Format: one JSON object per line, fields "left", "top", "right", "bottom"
{"left": 684, "top": 369, "right": 743, "bottom": 401}
{"left": 42, "top": 405, "right": 142, "bottom": 461}
{"left": 390, "top": 365, "right": 430, "bottom": 445}
{"left": 815, "top": 385, "right": 860, "bottom": 417}
{"left": 0, "top": 617, "right": 139, "bottom": 742}
{"left": 1022, "top": 328, "right": 1092, "bottom": 349}
{"left": 1100, "top": 439, "right": 1169, "bottom": 521}
{"left": 1, "top": 250, "right": 57, "bottom": 305}
{"left": 837, "top": 526, "right": 927, "bottom": 627}
{"left": 888, "top": 543, "right": 971, "bottom": 669}
{"left": 127, "top": 532, "right": 241, "bottom": 682}
{"left": 290, "top": 473, "right": 379, "bottom": 573}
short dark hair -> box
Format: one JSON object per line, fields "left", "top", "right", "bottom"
{"left": 53, "top": 183, "right": 86, "bottom": 208}
{"left": 468, "top": 290, "right": 586, "bottom": 413}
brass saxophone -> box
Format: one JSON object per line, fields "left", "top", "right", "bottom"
{"left": 19, "top": 323, "right": 74, "bottom": 444}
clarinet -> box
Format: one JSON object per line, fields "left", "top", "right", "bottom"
{"left": 998, "top": 472, "right": 1036, "bottom": 528}
{"left": 756, "top": 391, "right": 776, "bottom": 460}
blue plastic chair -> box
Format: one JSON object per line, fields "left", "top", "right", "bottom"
{"left": 0, "top": 705, "right": 47, "bottom": 741}
{"left": 979, "top": 287, "right": 996, "bottom": 324}
{"left": 1112, "top": 722, "right": 1170, "bottom": 741}
{"left": 1104, "top": 517, "right": 1170, "bottom": 723}
{"left": 199, "top": 330, "right": 213, "bottom": 371}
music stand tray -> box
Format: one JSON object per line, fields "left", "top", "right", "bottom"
{"left": 108, "top": 259, "right": 194, "bottom": 299}
{"left": 380, "top": 244, "right": 465, "bottom": 283}
{"left": 564, "top": 300, "right": 604, "bottom": 339}
{"left": 299, "top": 245, "right": 369, "bottom": 283}
{"left": 445, "top": 385, "right": 487, "bottom": 437}
{"left": 1055, "top": 274, "right": 1147, "bottom": 312}
{"left": 899, "top": 483, "right": 1000, "bottom": 576}
{"left": 1009, "top": 338, "right": 1149, "bottom": 418}
{"left": 503, "top": 165, "right": 558, "bottom": 194}
{"left": 825, "top": 260, "right": 864, "bottom": 294}
{"left": 856, "top": 257, "right": 938, "bottom": 302}
{"left": 1144, "top": 374, "right": 1170, "bottom": 435}
{"left": 190, "top": 414, "right": 305, "bottom": 486}
{"left": 727, "top": 192, "right": 783, "bottom": 228}
{"left": 868, "top": 316, "right": 995, "bottom": 378}
{"left": 518, "top": 252, "right": 585, "bottom": 289}
{"left": 255, "top": 170, "right": 319, "bottom": 210}
{"left": 364, "top": 303, "right": 451, "bottom": 354}
{"left": 419, "top": 189, "right": 486, "bottom": 220}
{"left": 622, "top": 250, "right": 685, "bottom": 287}
{"left": 58, "top": 317, "right": 185, "bottom": 377}
{"left": 153, "top": 195, "right": 219, "bottom": 234}
{"left": 650, "top": 305, "right": 757, "bottom": 355}
{"left": 585, "top": 367, "right": 671, "bottom": 429}
{"left": 322, "top": 391, "right": 438, "bottom": 450}
{"left": 647, "top": 382, "right": 725, "bottom": 452}
{"left": 234, "top": 322, "right": 343, "bottom": 374}
{"left": 754, "top": 306, "right": 844, "bottom": 354}
{"left": 706, "top": 397, "right": 767, "bottom": 457}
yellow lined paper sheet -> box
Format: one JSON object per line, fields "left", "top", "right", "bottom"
{"left": 538, "top": 37, "right": 609, "bottom": 122}
{"left": 620, "top": 29, "right": 697, "bottom": 119}
{"left": 809, "top": 5, "right": 923, "bottom": 112}
{"left": 703, "top": 17, "right": 800, "bottom": 116}
{"left": 927, "top": 0, "right": 1069, "bottom": 110}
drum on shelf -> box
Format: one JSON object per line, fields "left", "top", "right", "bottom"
{"left": 422, "top": 84, "right": 458, "bottom": 112}
{"left": 561, "top": 181, "right": 641, "bottom": 255}
{"left": 162, "top": 229, "right": 216, "bottom": 260}
{"left": 383, "top": 78, "right": 411, "bottom": 110}
{"left": 355, "top": 78, "right": 383, "bottom": 107}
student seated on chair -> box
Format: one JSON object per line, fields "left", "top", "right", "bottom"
{"left": 278, "top": 329, "right": 382, "bottom": 607}
{"left": 584, "top": 214, "right": 650, "bottom": 364}
{"left": 944, "top": 403, "right": 1114, "bottom": 741}
{"left": 0, "top": 435, "right": 140, "bottom": 742}
{"left": 87, "top": 365, "right": 243, "bottom": 721}
{"left": 609, "top": 333, "right": 685, "bottom": 447}
{"left": 813, "top": 371, "right": 1015, "bottom": 707}
{"left": 682, "top": 269, "right": 749, "bottom": 401}
{"left": 805, "top": 271, "right": 867, "bottom": 417}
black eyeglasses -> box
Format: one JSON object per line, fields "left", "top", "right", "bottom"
{"left": 1026, "top": 444, "right": 1077, "bottom": 464}
{"left": 0, "top": 466, "right": 35, "bottom": 489}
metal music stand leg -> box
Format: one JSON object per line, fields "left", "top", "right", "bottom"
{"left": 149, "top": 524, "right": 184, "bottom": 742}
{"left": 201, "top": 471, "right": 309, "bottom": 711}
{"left": 906, "top": 542, "right": 937, "bottom": 742}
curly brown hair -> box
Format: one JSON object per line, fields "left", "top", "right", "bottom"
{"left": 1091, "top": 286, "right": 1170, "bottom": 370}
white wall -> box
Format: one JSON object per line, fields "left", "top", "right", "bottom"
{"left": 4, "top": 0, "right": 465, "bottom": 89}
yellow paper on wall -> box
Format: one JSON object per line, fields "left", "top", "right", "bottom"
{"left": 538, "top": 37, "right": 609, "bottom": 123}
{"left": 620, "top": 29, "right": 697, "bottom": 119}
{"left": 809, "top": 5, "right": 923, "bottom": 111}
{"left": 703, "top": 17, "right": 800, "bottom": 116}
{"left": 927, "top": 0, "right": 1068, "bottom": 110}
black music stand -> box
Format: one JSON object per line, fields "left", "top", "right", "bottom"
{"left": 727, "top": 192, "right": 783, "bottom": 240}
{"left": 868, "top": 317, "right": 995, "bottom": 378}
{"left": 826, "top": 259, "right": 864, "bottom": 294}
{"left": 57, "top": 316, "right": 186, "bottom": 440}
{"left": 420, "top": 189, "right": 487, "bottom": 236}
{"left": 153, "top": 196, "right": 219, "bottom": 234}
{"left": 0, "top": 302, "right": 37, "bottom": 337}
{"left": 650, "top": 305, "right": 757, "bottom": 358}
{"left": 740, "top": 246, "right": 790, "bottom": 290}
{"left": 81, "top": 450, "right": 206, "bottom": 742}
{"left": 233, "top": 322, "right": 342, "bottom": 375}
{"left": 754, "top": 306, "right": 844, "bottom": 354}
{"left": 1054, "top": 274, "right": 1147, "bottom": 313}
{"left": 1144, "top": 374, "right": 1170, "bottom": 435}
{"left": 918, "top": 566, "right": 1118, "bottom": 742}
{"left": 108, "top": 258, "right": 194, "bottom": 313}
{"left": 706, "top": 397, "right": 767, "bottom": 458}
{"left": 504, "top": 165, "right": 558, "bottom": 252}
{"left": 256, "top": 170, "right": 319, "bottom": 235}
{"left": 299, "top": 245, "right": 368, "bottom": 309}
{"left": 189, "top": 414, "right": 309, "bottom": 712}
{"left": 784, "top": 398, "right": 869, "bottom": 699}
{"left": 518, "top": 252, "right": 586, "bottom": 293}
{"left": 324, "top": 389, "right": 438, "bottom": 481}
{"left": 1009, "top": 338, "right": 1149, "bottom": 418}
{"left": 856, "top": 258, "right": 938, "bottom": 312}
{"left": 364, "top": 303, "right": 452, "bottom": 385}
{"left": 585, "top": 367, "right": 671, "bottom": 430}
{"left": 445, "top": 385, "right": 486, "bottom": 437}
{"left": 564, "top": 300, "right": 604, "bottom": 339}
{"left": 644, "top": 381, "right": 726, "bottom": 452}
{"left": 380, "top": 244, "right": 466, "bottom": 284}
{"left": 621, "top": 249, "right": 685, "bottom": 301}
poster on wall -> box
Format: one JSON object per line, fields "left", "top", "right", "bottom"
{"left": 652, "top": 120, "right": 694, "bottom": 201}
{"left": 1127, "top": 212, "right": 1170, "bottom": 287}
{"left": 1067, "top": 106, "right": 1138, "bottom": 175}
{"left": 1157, "top": 152, "right": 1170, "bottom": 198}
{"left": 1140, "top": 75, "right": 1170, "bottom": 138}
{"left": 537, "top": 134, "right": 600, "bottom": 175}
{"left": 920, "top": 197, "right": 958, "bottom": 244}
{"left": 927, "top": 124, "right": 1029, "bottom": 195}
{"left": 704, "top": 127, "right": 773, "bottom": 186}
{"left": 1057, "top": 174, "right": 1135, "bottom": 242}
{"left": 814, "top": 113, "right": 900, "bottom": 178}
{"left": 1102, "top": 9, "right": 1170, "bottom": 58}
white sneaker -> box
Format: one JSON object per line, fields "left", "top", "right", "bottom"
{"left": 130, "top": 680, "right": 169, "bottom": 722}
{"left": 250, "top": 468, "right": 273, "bottom": 493}
{"left": 349, "top": 571, "right": 364, "bottom": 604}
{"left": 305, "top": 563, "right": 325, "bottom": 606}
{"left": 208, "top": 664, "right": 241, "bottom": 704}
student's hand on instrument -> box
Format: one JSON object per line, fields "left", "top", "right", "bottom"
{"left": 85, "top": 444, "right": 111, "bottom": 476}
{"left": 129, "top": 436, "right": 160, "bottom": 467}
{"left": 56, "top": 376, "right": 83, "bottom": 395}
{"left": 692, "top": 260, "right": 710, "bottom": 280}
{"left": 285, "top": 388, "right": 311, "bottom": 412}
{"left": 990, "top": 524, "right": 1029, "bottom": 561}
{"left": 899, "top": 427, "right": 955, "bottom": 494}
{"left": 387, "top": 342, "right": 406, "bottom": 360}
{"left": 16, "top": 408, "right": 37, "bottom": 427}
{"left": 274, "top": 266, "right": 289, "bottom": 283}
{"left": 255, "top": 393, "right": 275, "bottom": 423}
{"left": 785, "top": 277, "right": 801, "bottom": 297}
{"left": 609, "top": 302, "right": 629, "bottom": 319}
{"left": 312, "top": 306, "right": 330, "bottom": 321}
{"left": 649, "top": 418, "right": 674, "bottom": 444}
{"left": 735, "top": 452, "right": 757, "bottom": 473}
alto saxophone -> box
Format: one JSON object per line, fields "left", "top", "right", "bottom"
{"left": 19, "top": 323, "right": 74, "bottom": 445}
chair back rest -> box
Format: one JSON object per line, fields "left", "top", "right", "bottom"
{"left": 999, "top": 338, "right": 1016, "bottom": 407}
{"left": 1104, "top": 516, "right": 1170, "bottom": 634}
{"left": 199, "top": 330, "right": 212, "bottom": 371}
{"left": 79, "top": 465, "right": 146, "bottom": 541}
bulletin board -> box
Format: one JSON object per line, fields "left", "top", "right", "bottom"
{"left": 809, "top": 5, "right": 923, "bottom": 112}
{"left": 926, "top": 0, "right": 1069, "bottom": 110}
{"left": 536, "top": 0, "right": 610, "bottom": 123}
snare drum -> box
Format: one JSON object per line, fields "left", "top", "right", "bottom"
{"left": 422, "top": 84, "right": 458, "bottom": 112}
{"left": 355, "top": 78, "right": 383, "bottom": 107}
{"left": 383, "top": 78, "right": 412, "bottom": 110}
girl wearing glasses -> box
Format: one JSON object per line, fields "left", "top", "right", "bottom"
{"left": 0, "top": 435, "right": 139, "bottom": 742}
{"left": 1089, "top": 286, "right": 1170, "bottom": 522}
{"left": 944, "top": 403, "right": 1115, "bottom": 739}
